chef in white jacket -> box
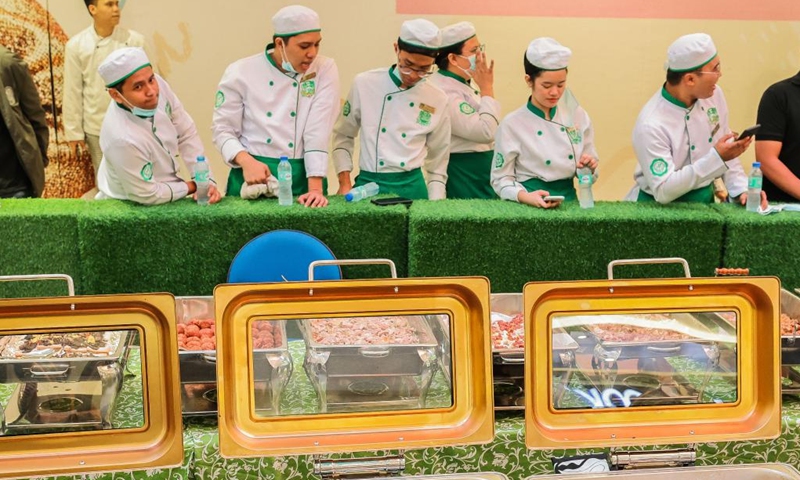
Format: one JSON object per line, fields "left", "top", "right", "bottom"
{"left": 212, "top": 5, "right": 339, "bottom": 208}
{"left": 332, "top": 19, "right": 451, "bottom": 200}
{"left": 95, "top": 47, "right": 221, "bottom": 205}
{"left": 630, "top": 33, "right": 766, "bottom": 207}
{"left": 491, "top": 38, "right": 598, "bottom": 208}
{"left": 431, "top": 21, "right": 500, "bottom": 199}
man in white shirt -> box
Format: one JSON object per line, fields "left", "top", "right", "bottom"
{"left": 64, "top": 0, "right": 148, "bottom": 177}
{"left": 332, "top": 19, "right": 451, "bottom": 200}
{"left": 95, "top": 47, "right": 221, "bottom": 205}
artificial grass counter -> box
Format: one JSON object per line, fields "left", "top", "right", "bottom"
{"left": 408, "top": 200, "right": 727, "bottom": 292}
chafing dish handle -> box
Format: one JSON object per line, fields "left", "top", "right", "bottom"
{"left": 309, "top": 259, "right": 397, "bottom": 280}
{"left": 646, "top": 345, "right": 682, "bottom": 353}
{"left": 607, "top": 258, "right": 691, "bottom": 280}
{"left": 0, "top": 274, "right": 76, "bottom": 310}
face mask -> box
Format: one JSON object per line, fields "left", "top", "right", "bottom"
{"left": 118, "top": 92, "right": 157, "bottom": 118}
{"left": 280, "top": 43, "right": 298, "bottom": 75}
{"left": 455, "top": 54, "right": 476, "bottom": 78}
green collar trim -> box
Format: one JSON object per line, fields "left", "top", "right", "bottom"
{"left": 661, "top": 86, "right": 695, "bottom": 110}
{"left": 526, "top": 99, "right": 556, "bottom": 120}
{"left": 105, "top": 63, "right": 151, "bottom": 88}
{"left": 388, "top": 65, "right": 403, "bottom": 88}
{"left": 669, "top": 53, "right": 718, "bottom": 73}
{"left": 265, "top": 43, "right": 297, "bottom": 78}
{"left": 274, "top": 29, "right": 321, "bottom": 38}
{"left": 438, "top": 69, "right": 469, "bottom": 85}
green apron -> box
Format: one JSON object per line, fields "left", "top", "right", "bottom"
{"left": 520, "top": 177, "right": 577, "bottom": 201}
{"left": 637, "top": 184, "right": 713, "bottom": 203}
{"left": 355, "top": 168, "right": 428, "bottom": 200}
{"left": 446, "top": 151, "right": 497, "bottom": 199}
{"left": 226, "top": 155, "right": 327, "bottom": 197}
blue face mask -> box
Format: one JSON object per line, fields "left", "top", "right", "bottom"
{"left": 119, "top": 93, "right": 157, "bottom": 118}
{"left": 280, "top": 43, "right": 298, "bottom": 75}
{"left": 456, "top": 54, "right": 476, "bottom": 77}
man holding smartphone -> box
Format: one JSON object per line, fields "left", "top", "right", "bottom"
{"left": 628, "top": 33, "right": 767, "bottom": 207}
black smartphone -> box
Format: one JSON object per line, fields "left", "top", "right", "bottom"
{"left": 736, "top": 124, "right": 761, "bottom": 141}
{"left": 371, "top": 197, "right": 413, "bottom": 206}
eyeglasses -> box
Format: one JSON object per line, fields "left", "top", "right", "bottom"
{"left": 465, "top": 44, "right": 486, "bottom": 55}
{"left": 396, "top": 57, "right": 435, "bottom": 77}
{"left": 695, "top": 63, "right": 722, "bottom": 75}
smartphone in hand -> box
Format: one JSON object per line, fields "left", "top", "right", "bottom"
{"left": 543, "top": 195, "right": 565, "bottom": 202}
{"left": 736, "top": 124, "right": 760, "bottom": 141}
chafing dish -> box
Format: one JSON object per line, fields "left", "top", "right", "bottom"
{"left": 300, "top": 315, "right": 439, "bottom": 413}
{"left": 175, "top": 296, "right": 291, "bottom": 416}
{"left": 778, "top": 289, "right": 800, "bottom": 392}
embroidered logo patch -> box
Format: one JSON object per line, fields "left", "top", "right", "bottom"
{"left": 343, "top": 100, "right": 351, "bottom": 117}
{"left": 5, "top": 86, "right": 17, "bottom": 107}
{"left": 215, "top": 91, "right": 225, "bottom": 108}
{"left": 300, "top": 79, "right": 316, "bottom": 97}
{"left": 707, "top": 107, "right": 719, "bottom": 125}
{"left": 650, "top": 158, "right": 668, "bottom": 177}
{"left": 417, "top": 110, "right": 431, "bottom": 126}
{"left": 140, "top": 162, "right": 154, "bottom": 181}
{"left": 459, "top": 102, "right": 476, "bottom": 115}
{"left": 494, "top": 152, "right": 505, "bottom": 169}
{"left": 566, "top": 127, "right": 582, "bottom": 144}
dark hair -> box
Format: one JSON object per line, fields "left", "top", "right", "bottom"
{"left": 665, "top": 69, "right": 699, "bottom": 86}
{"left": 84, "top": 0, "right": 97, "bottom": 11}
{"left": 434, "top": 40, "right": 466, "bottom": 71}
{"left": 397, "top": 38, "right": 438, "bottom": 58}
{"left": 272, "top": 35, "right": 295, "bottom": 46}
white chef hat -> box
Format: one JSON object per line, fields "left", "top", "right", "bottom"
{"left": 98, "top": 47, "right": 151, "bottom": 88}
{"left": 441, "top": 21, "right": 476, "bottom": 48}
{"left": 399, "top": 19, "right": 442, "bottom": 52}
{"left": 272, "top": 5, "right": 321, "bottom": 37}
{"left": 666, "top": 33, "right": 717, "bottom": 72}
{"left": 526, "top": 37, "right": 571, "bottom": 71}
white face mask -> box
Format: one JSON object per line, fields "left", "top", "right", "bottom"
{"left": 280, "top": 43, "right": 298, "bottom": 74}
{"left": 118, "top": 92, "right": 157, "bottom": 118}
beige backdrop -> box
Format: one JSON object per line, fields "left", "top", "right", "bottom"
{"left": 41, "top": 0, "right": 800, "bottom": 199}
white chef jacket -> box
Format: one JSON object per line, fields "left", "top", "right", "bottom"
{"left": 63, "top": 25, "right": 147, "bottom": 140}
{"left": 96, "top": 75, "right": 210, "bottom": 205}
{"left": 429, "top": 70, "right": 499, "bottom": 153}
{"left": 211, "top": 45, "right": 340, "bottom": 178}
{"left": 332, "top": 66, "right": 452, "bottom": 199}
{"left": 631, "top": 86, "right": 747, "bottom": 203}
{"left": 491, "top": 100, "right": 597, "bottom": 202}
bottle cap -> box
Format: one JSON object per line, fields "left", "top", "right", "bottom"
{"left": 752, "top": 162, "right": 761, "bottom": 168}
{"left": 280, "top": 156, "right": 289, "bottom": 161}
{"left": 344, "top": 192, "right": 354, "bottom": 202}
{"left": 197, "top": 156, "right": 206, "bottom": 162}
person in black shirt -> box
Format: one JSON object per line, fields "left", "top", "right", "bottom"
{"left": 0, "top": 46, "right": 48, "bottom": 198}
{"left": 756, "top": 71, "right": 800, "bottom": 202}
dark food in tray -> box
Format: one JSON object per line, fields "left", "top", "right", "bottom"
{"left": 309, "top": 316, "right": 425, "bottom": 345}
{"left": 176, "top": 318, "right": 283, "bottom": 351}
{"left": 491, "top": 313, "right": 524, "bottom": 350}
{"left": 1, "top": 332, "right": 118, "bottom": 358}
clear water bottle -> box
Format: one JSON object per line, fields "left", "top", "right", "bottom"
{"left": 746, "top": 162, "right": 763, "bottom": 212}
{"left": 345, "top": 182, "right": 380, "bottom": 202}
{"left": 194, "top": 156, "right": 210, "bottom": 206}
{"left": 577, "top": 167, "right": 594, "bottom": 209}
{"left": 277, "top": 156, "right": 293, "bottom": 206}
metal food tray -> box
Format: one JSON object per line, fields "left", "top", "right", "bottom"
{"left": 527, "top": 463, "right": 800, "bottom": 479}
{"left": 0, "top": 331, "right": 131, "bottom": 383}
{"left": 176, "top": 296, "right": 289, "bottom": 384}
{"left": 300, "top": 315, "right": 438, "bottom": 377}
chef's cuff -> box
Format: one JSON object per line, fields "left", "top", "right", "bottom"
{"left": 500, "top": 184, "right": 524, "bottom": 202}
{"left": 304, "top": 150, "right": 328, "bottom": 178}
{"left": 221, "top": 139, "right": 246, "bottom": 167}
{"left": 427, "top": 180, "right": 446, "bottom": 200}
{"left": 332, "top": 149, "right": 353, "bottom": 174}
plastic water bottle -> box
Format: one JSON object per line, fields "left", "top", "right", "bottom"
{"left": 194, "top": 156, "right": 210, "bottom": 206}
{"left": 277, "top": 156, "right": 292, "bottom": 206}
{"left": 345, "top": 182, "right": 380, "bottom": 202}
{"left": 577, "top": 167, "right": 594, "bottom": 209}
{"left": 746, "top": 162, "right": 762, "bottom": 213}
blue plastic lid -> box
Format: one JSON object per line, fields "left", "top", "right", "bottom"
{"left": 752, "top": 162, "right": 761, "bottom": 168}
{"left": 344, "top": 192, "right": 354, "bottom": 202}
{"left": 197, "top": 156, "right": 206, "bottom": 162}
{"left": 279, "top": 156, "right": 289, "bottom": 161}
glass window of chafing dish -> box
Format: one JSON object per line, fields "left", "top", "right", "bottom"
{"left": 248, "top": 314, "right": 453, "bottom": 416}
{"left": 0, "top": 328, "right": 143, "bottom": 436}
{"left": 549, "top": 311, "right": 738, "bottom": 410}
